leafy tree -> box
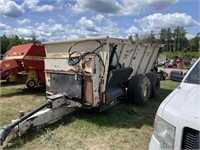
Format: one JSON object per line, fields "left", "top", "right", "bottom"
{"left": 189, "top": 33, "right": 200, "bottom": 52}
{"left": 128, "top": 34, "right": 134, "bottom": 43}
{"left": 142, "top": 31, "right": 157, "bottom": 43}
{"left": 128, "top": 33, "right": 141, "bottom": 43}
{"left": 134, "top": 33, "right": 140, "bottom": 43}
{"left": 0, "top": 35, "right": 41, "bottom": 54}
{"left": 159, "top": 28, "right": 173, "bottom": 51}
{"left": 166, "top": 28, "right": 173, "bottom": 52}
{"left": 11, "top": 35, "right": 22, "bottom": 46}
{"left": 31, "top": 36, "right": 41, "bottom": 44}
{"left": 159, "top": 27, "right": 188, "bottom": 53}
{"left": 1, "top": 34, "right": 10, "bottom": 54}
{"left": 173, "top": 26, "right": 188, "bottom": 52}
{"left": 159, "top": 28, "right": 166, "bottom": 44}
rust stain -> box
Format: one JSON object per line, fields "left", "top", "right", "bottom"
{"left": 83, "top": 76, "right": 93, "bottom": 105}
{"left": 84, "top": 59, "right": 92, "bottom": 68}
{"left": 50, "top": 53, "right": 68, "bottom": 58}
{"left": 45, "top": 69, "right": 92, "bottom": 76}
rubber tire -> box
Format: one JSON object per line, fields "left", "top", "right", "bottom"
{"left": 128, "top": 74, "right": 151, "bottom": 105}
{"left": 160, "top": 76, "right": 166, "bottom": 80}
{"left": 146, "top": 72, "right": 160, "bottom": 98}
{"left": 6, "top": 76, "right": 11, "bottom": 83}
{"left": 26, "top": 79, "right": 36, "bottom": 88}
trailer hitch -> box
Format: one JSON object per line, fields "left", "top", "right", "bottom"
{"left": 0, "top": 100, "right": 52, "bottom": 145}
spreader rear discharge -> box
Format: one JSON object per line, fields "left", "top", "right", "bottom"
{"left": 0, "top": 37, "right": 163, "bottom": 145}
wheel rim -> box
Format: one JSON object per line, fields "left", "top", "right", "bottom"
{"left": 28, "top": 80, "right": 35, "bottom": 87}
{"left": 143, "top": 84, "right": 148, "bottom": 97}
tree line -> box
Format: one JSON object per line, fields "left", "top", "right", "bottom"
{"left": 1, "top": 35, "right": 41, "bottom": 54}
{"left": 129, "top": 26, "right": 199, "bottom": 53}
{"left": 1, "top": 26, "right": 199, "bottom": 54}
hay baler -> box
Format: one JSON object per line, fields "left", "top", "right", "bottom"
{"left": 0, "top": 37, "right": 163, "bottom": 145}
{"left": 0, "top": 43, "right": 45, "bottom": 88}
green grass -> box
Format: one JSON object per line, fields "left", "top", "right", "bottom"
{"left": 0, "top": 80, "right": 179, "bottom": 150}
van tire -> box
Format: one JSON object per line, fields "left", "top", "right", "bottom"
{"left": 146, "top": 72, "right": 160, "bottom": 98}
{"left": 128, "top": 74, "right": 151, "bottom": 105}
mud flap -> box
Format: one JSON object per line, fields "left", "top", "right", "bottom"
{"left": 106, "top": 67, "right": 133, "bottom": 102}
{"left": 107, "top": 67, "right": 133, "bottom": 87}
{"left": 105, "top": 85, "right": 124, "bottom": 103}
{"left": 98, "top": 67, "right": 133, "bottom": 111}
{"left": 98, "top": 85, "right": 124, "bottom": 112}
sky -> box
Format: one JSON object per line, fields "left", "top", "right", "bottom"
{"left": 0, "top": 0, "right": 199, "bottom": 42}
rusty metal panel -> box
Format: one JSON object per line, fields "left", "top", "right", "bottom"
{"left": 83, "top": 76, "right": 93, "bottom": 105}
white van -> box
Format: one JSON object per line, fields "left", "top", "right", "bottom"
{"left": 149, "top": 58, "right": 200, "bottom": 149}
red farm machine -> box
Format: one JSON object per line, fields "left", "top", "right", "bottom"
{"left": 0, "top": 43, "right": 45, "bottom": 88}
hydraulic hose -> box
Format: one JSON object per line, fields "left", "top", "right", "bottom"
{"left": 0, "top": 99, "right": 52, "bottom": 145}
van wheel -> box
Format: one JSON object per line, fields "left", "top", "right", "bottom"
{"left": 26, "top": 79, "right": 36, "bottom": 88}
{"left": 146, "top": 72, "right": 160, "bottom": 98}
{"left": 128, "top": 74, "right": 151, "bottom": 105}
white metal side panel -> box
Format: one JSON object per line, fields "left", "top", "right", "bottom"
{"left": 44, "top": 40, "right": 108, "bottom": 58}
{"left": 129, "top": 45, "right": 147, "bottom": 76}
{"left": 92, "top": 56, "right": 102, "bottom": 106}
{"left": 137, "top": 46, "right": 155, "bottom": 74}
{"left": 45, "top": 58, "right": 74, "bottom": 72}
{"left": 45, "top": 71, "right": 51, "bottom": 89}
{"left": 146, "top": 47, "right": 160, "bottom": 73}
{"left": 101, "top": 43, "right": 110, "bottom": 92}
{"left": 119, "top": 44, "right": 137, "bottom": 68}
{"left": 45, "top": 43, "right": 69, "bottom": 57}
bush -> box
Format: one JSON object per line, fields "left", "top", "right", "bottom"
{"left": 162, "top": 52, "right": 199, "bottom": 59}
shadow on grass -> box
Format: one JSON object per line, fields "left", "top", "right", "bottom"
{"left": 71, "top": 88, "right": 173, "bottom": 129}
{"left": 0, "top": 80, "right": 22, "bottom": 87}
{"left": 3, "top": 87, "right": 174, "bottom": 149}
{"left": 1, "top": 86, "right": 46, "bottom": 98}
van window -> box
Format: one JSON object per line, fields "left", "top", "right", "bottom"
{"left": 185, "top": 61, "right": 200, "bottom": 84}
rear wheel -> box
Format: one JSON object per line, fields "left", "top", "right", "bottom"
{"left": 26, "top": 79, "right": 36, "bottom": 88}
{"left": 146, "top": 72, "right": 160, "bottom": 98}
{"left": 128, "top": 74, "right": 151, "bottom": 105}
